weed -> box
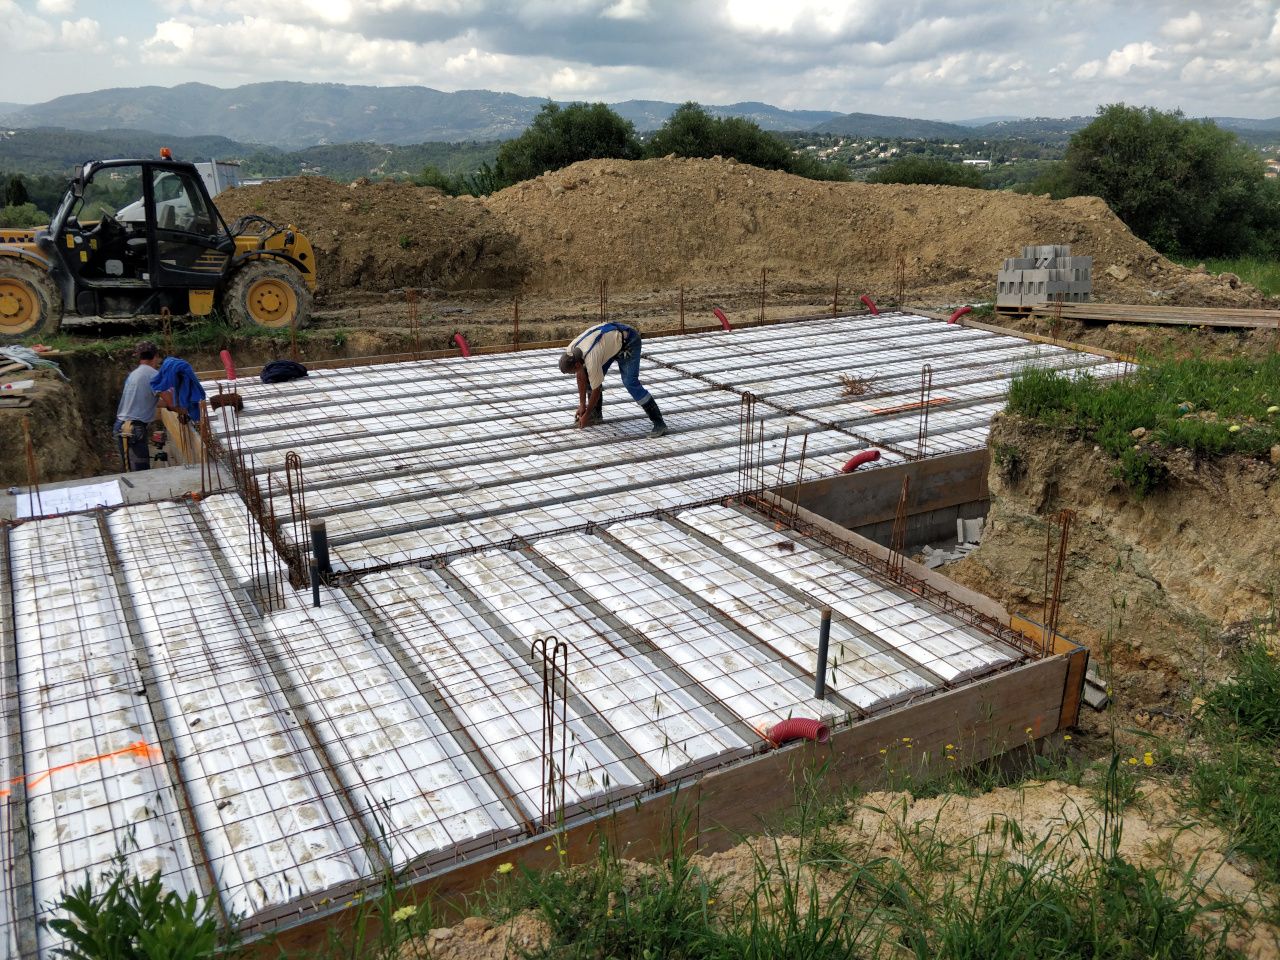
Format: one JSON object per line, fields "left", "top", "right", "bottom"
{"left": 992, "top": 441, "right": 1026, "bottom": 483}
{"left": 1173, "top": 256, "right": 1280, "bottom": 298}
{"left": 45, "top": 848, "right": 230, "bottom": 960}
{"left": 837, "top": 373, "right": 875, "bottom": 397}
{"left": 1115, "top": 446, "right": 1169, "bottom": 498}
{"left": 397, "top": 234, "right": 413, "bottom": 250}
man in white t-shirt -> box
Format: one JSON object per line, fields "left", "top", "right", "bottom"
{"left": 558, "top": 322, "right": 667, "bottom": 438}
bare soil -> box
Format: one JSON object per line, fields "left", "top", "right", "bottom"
{"left": 944, "top": 415, "right": 1279, "bottom": 741}
{"left": 0, "top": 368, "right": 98, "bottom": 485}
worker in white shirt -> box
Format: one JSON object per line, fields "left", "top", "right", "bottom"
{"left": 558, "top": 321, "right": 667, "bottom": 438}
{"left": 112, "top": 340, "right": 160, "bottom": 471}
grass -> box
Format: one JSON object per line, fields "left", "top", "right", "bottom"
{"left": 24, "top": 313, "right": 325, "bottom": 358}
{"left": 1187, "top": 613, "right": 1280, "bottom": 889}
{"left": 1007, "top": 357, "right": 1280, "bottom": 494}
{"left": 1173, "top": 256, "right": 1280, "bottom": 298}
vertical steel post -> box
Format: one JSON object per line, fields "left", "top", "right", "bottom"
{"left": 814, "top": 608, "right": 832, "bottom": 700}
{"left": 309, "top": 518, "right": 330, "bottom": 577}
{"left": 310, "top": 560, "right": 321, "bottom": 608}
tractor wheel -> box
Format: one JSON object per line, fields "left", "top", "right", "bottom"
{"left": 0, "top": 259, "right": 63, "bottom": 344}
{"left": 224, "top": 261, "right": 313, "bottom": 331}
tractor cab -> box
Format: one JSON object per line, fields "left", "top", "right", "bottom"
{"left": 50, "top": 158, "right": 236, "bottom": 317}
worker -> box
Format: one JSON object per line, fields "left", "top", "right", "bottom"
{"left": 112, "top": 340, "right": 160, "bottom": 471}
{"left": 558, "top": 321, "right": 667, "bottom": 437}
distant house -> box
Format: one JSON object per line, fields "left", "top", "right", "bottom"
{"left": 1265, "top": 159, "right": 1280, "bottom": 179}
{"left": 962, "top": 159, "right": 992, "bottom": 167}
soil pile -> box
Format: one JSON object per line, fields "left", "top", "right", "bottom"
{"left": 215, "top": 178, "right": 528, "bottom": 299}
{"left": 483, "top": 157, "right": 1262, "bottom": 305}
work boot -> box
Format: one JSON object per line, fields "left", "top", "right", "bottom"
{"left": 641, "top": 398, "right": 668, "bottom": 438}
{"left": 591, "top": 390, "right": 604, "bottom": 423}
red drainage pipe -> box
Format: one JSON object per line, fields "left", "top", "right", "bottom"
{"left": 713, "top": 307, "right": 732, "bottom": 331}
{"left": 948, "top": 306, "right": 973, "bottom": 324}
{"left": 860, "top": 294, "right": 879, "bottom": 315}
{"left": 766, "top": 718, "right": 830, "bottom": 746}
{"left": 841, "top": 449, "right": 881, "bottom": 473}
{"left": 452, "top": 332, "right": 472, "bottom": 357}
{"left": 219, "top": 349, "right": 236, "bottom": 380}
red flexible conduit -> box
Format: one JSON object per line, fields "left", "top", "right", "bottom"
{"left": 841, "top": 449, "right": 881, "bottom": 473}
{"left": 948, "top": 306, "right": 973, "bottom": 324}
{"left": 860, "top": 294, "right": 879, "bottom": 315}
{"left": 766, "top": 718, "right": 831, "bottom": 746}
{"left": 452, "top": 332, "right": 472, "bottom": 357}
{"left": 713, "top": 307, "right": 732, "bottom": 331}
{"left": 219, "top": 349, "right": 236, "bottom": 380}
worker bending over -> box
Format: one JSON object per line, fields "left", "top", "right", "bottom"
{"left": 113, "top": 340, "right": 160, "bottom": 471}
{"left": 558, "top": 322, "right": 667, "bottom": 437}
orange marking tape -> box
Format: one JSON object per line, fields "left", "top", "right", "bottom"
{"left": 869, "top": 396, "right": 953, "bottom": 416}
{"left": 0, "top": 740, "right": 161, "bottom": 797}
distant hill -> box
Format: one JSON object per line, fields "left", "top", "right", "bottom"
{"left": 955, "top": 115, "right": 1020, "bottom": 126}
{"left": 975, "top": 117, "right": 1091, "bottom": 137}
{"left": 0, "top": 103, "right": 26, "bottom": 121}
{"left": 1, "top": 82, "right": 847, "bottom": 147}
{"left": 1211, "top": 115, "right": 1280, "bottom": 133}
{"left": 812, "top": 112, "right": 971, "bottom": 139}
{"left": 0, "top": 126, "right": 501, "bottom": 181}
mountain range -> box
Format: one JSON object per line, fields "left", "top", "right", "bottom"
{"left": 6, "top": 81, "right": 1276, "bottom": 148}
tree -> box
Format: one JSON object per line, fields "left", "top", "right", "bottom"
{"left": 644, "top": 102, "right": 791, "bottom": 168}
{"left": 4, "top": 174, "right": 28, "bottom": 208}
{"left": 1059, "top": 104, "right": 1275, "bottom": 258}
{"left": 494, "top": 102, "right": 641, "bottom": 187}
{"left": 866, "top": 157, "right": 986, "bottom": 188}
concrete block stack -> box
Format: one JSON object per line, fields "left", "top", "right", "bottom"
{"left": 996, "top": 244, "right": 1092, "bottom": 308}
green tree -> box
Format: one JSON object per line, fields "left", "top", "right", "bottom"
{"left": 1059, "top": 104, "right": 1276, "bottom": 258}
{"left": 0, "top": 203, "right": 49, "bottom": 227}
{"left": 643, "top": 102, "right": 848, "bottom": 181}
{"left": 867, "top": 157, "right": 986, "bottom": 188}
{"left": 494, "top": 102, "right": 640, "bottom": 187}
{"left": 4, "top": 174, "right": 29, "bottom": 207}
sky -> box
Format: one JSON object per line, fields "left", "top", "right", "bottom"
{"left": 2, "top": 0, "right": 1278, "bottom": 120}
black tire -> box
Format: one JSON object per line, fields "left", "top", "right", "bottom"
{"left": 0, "top": 258, "right": 63, "bottom": 344}
{"left": 223, "top": 261, "right": 313, "bottom": 331}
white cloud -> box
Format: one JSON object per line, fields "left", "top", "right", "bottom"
{"left": 1073, "top": 41, "right": 1166, "bottom": 79}
{"left": 601, "top": 0, "right": 648, "bottom": 21}
{"left": 36, "top": 0, "right": 75, "bottom": 14}
{"left": 1160, "top": 10, "right": 1201, "bottom": 41}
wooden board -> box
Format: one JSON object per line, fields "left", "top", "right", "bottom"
{"left": 253, "top": 655, "right": 1070, "bottom": 958}
{"left": 1014, "top": 302, "right": 1279, "bottom": 330}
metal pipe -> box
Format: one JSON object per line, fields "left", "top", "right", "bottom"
{"left": 814, "top": 607, "right": 831, "bottom": 699}
{"left": 310, "top": 518, "right": 330, "bottom": 576}
{"left": 310, "top": 560, "right": 320, "bottom": 608}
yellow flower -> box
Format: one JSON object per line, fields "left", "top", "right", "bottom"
{"left": 392, "top": 905, "right": 417, "bottom": 923}
{"left": 947, "top": 755, "right": 956, "bottom": 762}
{"left": 945, "top": 744, "right": 954, "bottom": 751}
{"left": 496, "top": 862, "right": 514, "bottom": 875}
{"left": 879, "top": 748, "right": 887, "bottom": 755}
{"left": 706, "top": 898, "right": 716, "bottom": 906}
{"left": 1128, "top": 757, "right": 1138, "bottom": 766}
{"left": 1143, "top": 752, "right": 1154, "bottom": 767}
{"left": 902, "top": 737, "right": 911, "bottom": 743}
{"left": 606, "top": 908, "right": 614, "bottom": 918}
{"left": 1063, "top": 734, "right": 1072, "bottom": 741}
{"left": 558, "top": 848, "right": 567, "bottom": 857}
{"left": 1024, "top": 727, "right": 1033, "bottom": 735}
{"left": 545, "top": 844, "right": 553, "bottom": 851}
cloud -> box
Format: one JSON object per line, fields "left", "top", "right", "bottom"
{"left": 36, "top": 0, "right": 75, "bottom": 14}
{"left": 1160, "top": 10, "right": 1202, "bottom": 41}
{"left": 1073, "top": 41, "right": 1166, "bottom": 80}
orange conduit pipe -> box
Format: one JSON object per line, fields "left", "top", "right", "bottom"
{"left": 860, "top": 294, "right": 879, "bottom": 315}
{"left": 220, "top": 349, "right": 236, "bottom": 380}
{"left": 841, "top": 449, "right": 881, "bottom": 473}
{"left": 948, "top": 306, "right": 973, "bottom": 324}
{"left": 766, "top": 718, "right": 831, "bottom": 746}
{"left": 713, "top": 307, "right": 732, "bottom": 331}
{"left": 452, "top": 332, "right": 472, "bottom": 357}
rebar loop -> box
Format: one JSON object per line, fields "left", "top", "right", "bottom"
{"left": 895, "top": 254, "right": 907, "bottom": 310}
{"left": 916, "top": 362, "right": 933, "bottom": 460}
{"left": 737, "top": 392, "right": 757, "bottom": 499}
{"left": 889, "top": 475, "right": 911, "bottom": 582}
{"left": 758, "top": 267, "right": 767, "bottom": 322}
{"left": 532, "top": 635, "right": 569, "bottom": 830}
{"left": 1042, "top": 509, "right": 1075, "bottom": 653}
{"left": 283, "top": 451, "right": 310, "bottom": 576}
{"left": 787, "top": 432, "right": 809, "bottom": 528}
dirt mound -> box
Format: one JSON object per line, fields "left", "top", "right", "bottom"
{"left": 215, "top": 178, "right": 527, "bottom": 299}
{"left": 483, "top": 157, "right": 1263, "bottom": 305}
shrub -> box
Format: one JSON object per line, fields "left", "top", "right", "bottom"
{"left": 867, "top": 157, "right": 986, "bottom": 189}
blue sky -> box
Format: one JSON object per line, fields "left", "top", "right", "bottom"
{"left": 3, "top": 0, "right": 1278, "bottom": 120}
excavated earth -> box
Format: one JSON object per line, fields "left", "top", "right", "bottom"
{"left": 215, "top": 157, "right": 1265, "bottom": 309}
{"left": 945, "top": 415, "right": 1279, "bottom": 741}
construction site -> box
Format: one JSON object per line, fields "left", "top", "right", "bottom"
{"left": 1, "top": 157, "right": 1277, "bottom": 958}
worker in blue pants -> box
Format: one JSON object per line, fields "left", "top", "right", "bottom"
{"left": 558, "top": 321, "right": 667, "bottom": 437}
